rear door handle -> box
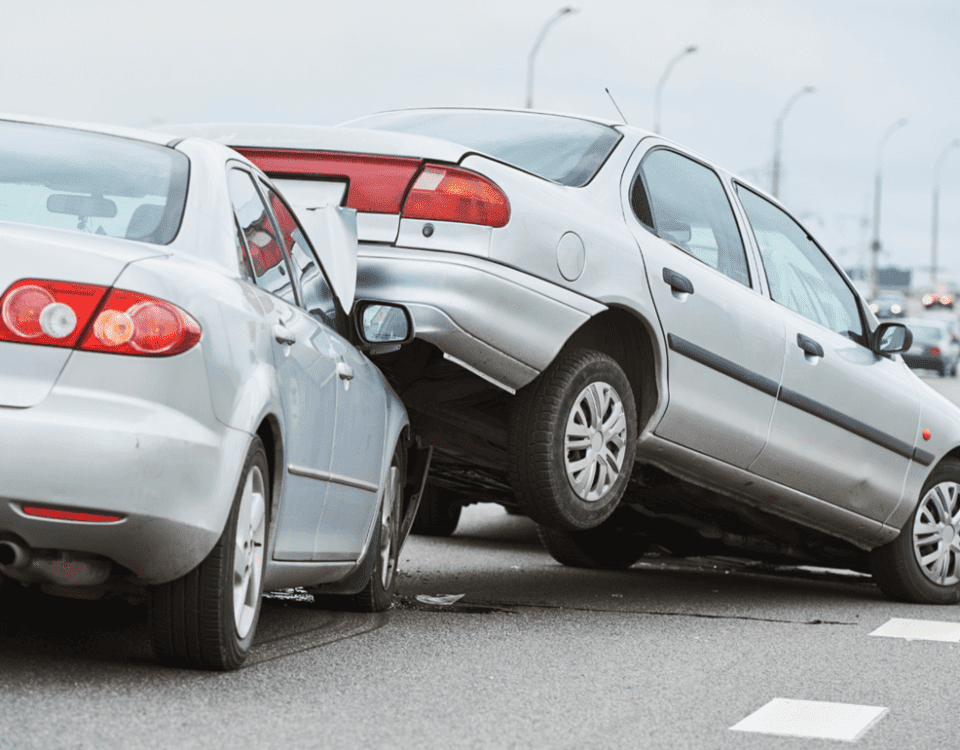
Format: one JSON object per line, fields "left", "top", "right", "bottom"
{"left": 797, "top": 333, "right": 824, "bottom": 358}
{"left": 662, "top": 268, "right": 694, "bottom": 295}
{"left": 337, "top": 361, "right": 354, "bottom": 381}
{"left": 273, "top": 324, "right": 296, "bottom": 346}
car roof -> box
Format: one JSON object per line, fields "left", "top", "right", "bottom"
{"left": 0, "top": 112, "right": 177, "bottom": 146}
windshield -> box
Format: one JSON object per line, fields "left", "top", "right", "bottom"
{"left": 346, "top": 110, "right": 621, "bottom": 187}
{"left": 0, "top": 121, "right": 188, "bottom": 244}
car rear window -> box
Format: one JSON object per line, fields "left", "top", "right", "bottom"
{"left": 348, "top": 110, "right": 621, "bottom": 187}
{"left": 908, "top": 324, "right": 943, "bottom": 342}
{"left": 0, "top": 120, "right": 188, "bottom": 245}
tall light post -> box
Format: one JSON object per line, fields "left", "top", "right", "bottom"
{"left": 931, "top": 139, "right": 960, "bottom": 286}
{"left": 870, "top": 117, "right": 908, "bottom": 298}
{"left": 525, "top": 6, "right": 578, "bottom": 109}
{"left": 771, "top": 86, "right": 815, "bottom": 199}
{"left": 653, "top": 45, "right": 697, "bottom": 135}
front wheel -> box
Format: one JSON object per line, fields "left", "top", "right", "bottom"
{"left": 871, "top": 459, "right": 960, "bottom": 604}
{"left": 509, "top": 349, "right": 637, "bottom": 531}
{"left": 149, "top": 437, "right": 269, "bottom": 670}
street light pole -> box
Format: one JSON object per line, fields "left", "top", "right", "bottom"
{"left": 653, "top": 45, "right": 697, "bottom": 135}
{"left": 771, "top": 86, "right": 815, "bottom": 199}
{"left": 525, "top": 6, "right": 578, "bottom": 110}
{"left": 870, "top": 118, "right": 908, "bottom": 298}
{"left": 932, "top": 139, "right": 960, "bottom": 286}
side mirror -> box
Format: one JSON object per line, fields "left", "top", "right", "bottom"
{"left": 873, "top": 322, "right": 912, "bottom": 354}
{"left": 354, "top": 301, "right": 414, "bottom": 354}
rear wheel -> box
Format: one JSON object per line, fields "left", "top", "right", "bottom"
{"left": 538, "top": 511, "right": 650, "bottom": 570}
{"left": 871, "top": 459, "right": 960, "bottom": 604}
{"left": 410, "top": 485, "right": 462, "bottom": 537}
{"left": 509, "top": 349, "right": 637, "bottom": 531}
{"left": 149, "top": 437, "right": 268, "bottom": 670}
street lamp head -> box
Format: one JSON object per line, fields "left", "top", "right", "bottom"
{"left": 803, "top": 85, "right": 816, "bottom": 94}
{"left": 685, "top": 45, "right": 698, "bottom": 53}
{"left": 897, "top": 117, "right": 908, "bottom": 127}
{"left": 560, "top": 6, "right": 579, "bottom": 14}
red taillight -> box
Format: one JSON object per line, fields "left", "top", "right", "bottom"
{"left": 78, "top": 289, "right": 201, "bottom": 356}
{"left": 402, "top": 165, "right": 510, "bottom": 228}
{"left": 23, "top": 505, "right": 123, "bottom": 523}
{"left": 0, "top": 279, "right": 200, "bottom": 356}
{"left": 0, "top": 280, "right": 108, "bottom": 347}
{"left": 235, "top": 148, "right": 422, "bottom": 214}
{"left": 923, "top": 294, "right": 934, "bottom": 306}
{"left": 930, "top": 347, "right": 942, "bottom": 356}
{"left": 942, "top": 295, "right": 953, "bottom": 305}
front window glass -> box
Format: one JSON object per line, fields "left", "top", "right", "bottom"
{"left": 0, "top": 120, "right": 187, "bottom": 244}
{"left": 260, "top": 182, "right": 338, "bottom": 329}
{"left": 227, "top": 169, "right": 295, "bottom": 303}
{"left": 737, "top": 185, "right": 862, "bottom": 339}
{"left": 347, "top": 110, "right": 621, "bottom": 187}
{"left": 637, "top": 149, "right": 750, "bottom": 286}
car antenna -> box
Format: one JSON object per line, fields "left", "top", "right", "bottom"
{"left": 605, "top": 88, "right": 628, "bottom": 124}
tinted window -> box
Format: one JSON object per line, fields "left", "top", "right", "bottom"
{"left": 260, "top": 182, "right": 338, "bottom": 328}
{"left": 227, "top": 169, "right": 295, "bottom": 303}
{"left": 0, "top": 120, "right": 188, "bottom": 244}
{"left": 349, "top": 110, "right": 621, "bottom": 187}
{"left": 637, "top": 149, "right": 750, "bottom": 286}
{"left": 737, "top": 185, "right": 862, "bottom": 338}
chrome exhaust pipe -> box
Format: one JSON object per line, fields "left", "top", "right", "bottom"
{"left": 0, "top": 540, "right": 30, "bottom": 568}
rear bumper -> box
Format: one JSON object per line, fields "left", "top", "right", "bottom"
{"left": 0, "top": 348, "right": 250, "bottom": 584}
{"left": 902, "top": 353, "right": 949, "bottom": 372}
{"left": 356, "top": 245, "right": 605, "bottom": 391}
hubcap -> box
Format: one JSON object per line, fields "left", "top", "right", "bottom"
{"left": 912, "top": 480, "right": 960, "bottom": 586}
{"left": 233, "top": 465, "right": 266, "bottom": 639}
{"left": 564, "top": 381, "right": 627, "bottom": 502}
{"left": 379, "top": 466, "right": 400, "bottom": 590}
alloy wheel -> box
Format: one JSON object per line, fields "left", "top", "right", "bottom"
{"left": 233, "top": 465, "right": 266, "bottom": 638}
{"left": 564, "top": 382, "right": 628, "bottom": 502}
{"left": 912, "top": 480, "right": 960, "bottom": 586}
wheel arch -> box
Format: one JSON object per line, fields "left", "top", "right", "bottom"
{"left": 563, "top": 306, "right": 661, "bottom": 430}
{"left": 255, "top": 412, "right": 284, "bottom": 534}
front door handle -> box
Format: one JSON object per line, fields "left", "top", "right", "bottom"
{"left": 797, "top": 333, "right": 824, "bottom": 359}
{"left": 337, "top": 361, "right": 354, "bottom": 381}
{"left": 662, "top": 268, "right": 694, "bottom": 295}
{"left": 273, "top": 324, "right": 296, "bottom": 346}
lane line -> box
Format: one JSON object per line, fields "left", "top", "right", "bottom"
{"left": 869, "top": 617, "right": 960, "bottom": 642}
{"left": 730, "top": 698, "right": 888, "bottom": 741}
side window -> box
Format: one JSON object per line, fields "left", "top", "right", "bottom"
{"left": 635, "top": 149, "right": 750, "bottom": 286}
{"left": 259, "top": 181, "right": 339, "bottom": 330}
{"left": 234, "top": 216, "right": 255, "bottom": 282}
{"left": 227, "top": 169, "right": 296, "bottom": 304}
{"left": 736, "top": 185, "right": 862, "bottom": 339}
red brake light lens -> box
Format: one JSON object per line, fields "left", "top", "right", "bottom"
{"left": 0, "top": 279, "right": 200, "bottom": 356}
{"left": 402, "top": 165, "right": 510, "bottom": 228}
{"left": 930, "top": 347, "right": 942, "bottom": 356}
{"left": 78, "top": 289, "right": 201, "bottom": 356}
{"left": 235, "top": 148, "right": 423, "bottom": 214}
{"left": 0, "top": 280, "right": 108, "bottom": 347}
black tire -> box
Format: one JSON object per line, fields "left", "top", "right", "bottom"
{"left": 149, "top": 437, "right": 269, "bottom": 670}
{"left": 313, "top": 445, "right": 404, "bottom": 612}
{"left": 410, "top": 484, "right": 462, "bottom": 537}
{"left": 871, "top": 458, "right": 960, "bottom": 604}
{"left": 509, "top": 349, "right": 638, "bottom": 531}
{"left": 538, "top": 512, "right": 650, "bottom": 570}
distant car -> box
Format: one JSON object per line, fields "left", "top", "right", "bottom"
{"left": 869, "top": 291, "right": 907, "bottom": 319}
{"left": 922, "top": 286, "right": 955, "bottom": 310}
{"left": 0, "top": 115, "right": 428, "bottom": 670}
{"left": 169, "top": 110, "right": 960, "bottom": 607}
{"left": 902, "top": 317, "right": 960, "bottom": 377}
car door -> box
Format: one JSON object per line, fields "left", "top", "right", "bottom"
{"left": 229, "top": 167, "right": 341, "bottom": 561}
{"left": 259, "top": 183, "right": 386, "bottom": 562}
{"left": 624, "top": 145, "right": 786, "bottom": 469}
{"left": 735, "top": 184, "right": 922, "bottom": 521}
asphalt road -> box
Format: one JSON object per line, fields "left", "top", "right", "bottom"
{"left": 2, "top": 373, "right": 960, "bottom": 749}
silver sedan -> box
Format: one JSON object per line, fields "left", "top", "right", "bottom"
{"left": 0, "top": 115, "right": 426, "bottom": 670}
{"left": 174, "top": 110, "right": 960, "bottom": 606}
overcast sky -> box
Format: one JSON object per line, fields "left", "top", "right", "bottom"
{"left": 5, "top": 0, "right": 959, "bottom": 281}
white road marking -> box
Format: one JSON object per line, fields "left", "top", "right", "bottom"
{"left": 869, "top": 617, "right": 960, "bottom": 642}
{"left": 730, "top": 698, "right": 888, "bottom": 742}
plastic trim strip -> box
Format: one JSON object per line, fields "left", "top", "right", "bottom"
{"left": 287, "top": 464, "right": 379, "bottom": 493}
